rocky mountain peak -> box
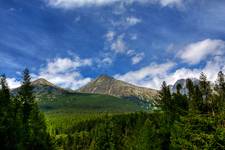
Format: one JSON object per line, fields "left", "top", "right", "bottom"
{"left": 95, "top": 74, "right": 114, "bottom": 81}
{"left": 31, "top": 78, "right": 56, "bottom": 87}
{"left": 77, "top": 75, "right": 159, "bottom": 104}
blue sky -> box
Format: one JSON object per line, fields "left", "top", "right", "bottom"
{"left": 0, "top": 0, "right": 225, "bottom": 89}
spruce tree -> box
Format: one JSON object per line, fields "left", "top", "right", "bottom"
{"left": 215, "top": 71, "right": 225, "bottom": 112}
{"left": 172, "top": 83, "right": 188, "bottom": 115}
{"left": 18, "top": 68, "right": 53, "bottom": 150}
{"left": 0, "top": 75, "right": 10, "bottom": 107}
{"left": 0, "top": 75, "right": 21, "bottom": 149}
{"left": 0, "top": 75, "right": 11, "bottom": 149}
{"left": 159, "top": 81, "right": 172, "bottom": 113}
{"left": 199, "top": 72, "right": 212, "bottom": 114}
{"left": 186, "top": 79, "right": 197, "bottom": 112}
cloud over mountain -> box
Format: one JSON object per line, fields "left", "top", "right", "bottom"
{"left": 36, "top": 55, "right": 92, "bottom": 90}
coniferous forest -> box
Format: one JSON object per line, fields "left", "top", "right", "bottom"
{"left": 1, "top": 69, "right": 225, "bottom": 149}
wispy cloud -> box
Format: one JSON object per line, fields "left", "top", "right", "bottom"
{"left": 111, "top": 34, "right": 127, "bottom": 54}
{"left": 131, "top": 53, "right": 145, "bottom": 64}
{"left": 126, "top": 17, "right": 142, "bottom": 26}
{"left": 46, "top": 0, "right": 184, "bottom": 9}
{"left": 178, "top": 39, "right": 225, "bottom": 64}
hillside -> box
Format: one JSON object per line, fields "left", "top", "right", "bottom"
{"left": 13, "top": 78, "right": 147, "bottom": 113}
{"left": 77, "top": 75, "right": 158, "bottom": 105}
{"left": 39, "top": 92, "right": 146, "bottom": 113}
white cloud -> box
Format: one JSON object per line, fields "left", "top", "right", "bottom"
{"left": 115, "top": 55, "right": 225, "bottom": 89}
{"left": 46, "top": 0, "right": 184, "bottom": 9}
{"left": 126, "top": 17, "right": 142, "bottom": 26}
{"left": 178, "top": 39, "right": 225, "bottom": 64}
{"left": 127, "top": 50, "right": 145, "bottom": 64}
{"left": 159, "top": 0, "right": 183, "bottom": 7}
{"left": 105, "top": 31, "right": 115, "bottom": 41}
{"left": 101, "top": 57, "right": 113, "bottom": 65}
{"left": 7, "top": 78, "right": 21, "bottom": 89}
{"left": 131, "top": 52, "right": 145, "bottom": 64}
{"left": 114, "top": 62, "right": 175, "bottom": 89}
{"left": 37, "top": 56, "right": 92, "bottom": 90}
{"left": 111, "top": 35, "right": 127, "bottom": 53}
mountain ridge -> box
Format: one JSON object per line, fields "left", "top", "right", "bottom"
{"left": 77, "top": 75, "right": 159, "bottom": 105}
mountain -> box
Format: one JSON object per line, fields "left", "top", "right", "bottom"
{"left": 169, "top": 78, "right": 199, "bottom": 94}
{"left": 77, "top": 75, "right": 159, "bottom": 105}
{"left": 12, "top": 78, "right": 69, "bottom": 97}
{"left": 12, "top": 78, "right": 146, "bottom": 113}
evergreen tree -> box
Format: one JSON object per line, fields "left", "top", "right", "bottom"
{"left": 19, "top": 69, "right": 34, "bottom": 125}
{"left": 214, "top": 71, "right": 225, "bottom": 112}
{"left": 18, "top": 68, "right": 53, "bottom": 150}
{"left": 159, "top": 81, "right": 172, "bottom": 113}
{"left": 186, "top": 79, "right": 198, "bottom": 113}
{"left": 0, "top": 75, "right": 12, "bottom": 149}
{"left": 0, "top": 75, "right": 10, "bottom": 107}
{"left": 172, "top": 84, "right": 188, "bottom": 116}
{"left": 199, "top": 72, "right": 212, "bottom": 114}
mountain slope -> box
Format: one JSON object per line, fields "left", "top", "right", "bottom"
{"left": 77, "top": 75, "right": 158, "bottom": 104}
{"left": 13, "top": 78, "right": 146, "bottom": 113}
{"left": 39, "top": 92, "right": 146, "bottom": 113}
{"left": 12, "top": 78, "right": 68, "bottom": 96}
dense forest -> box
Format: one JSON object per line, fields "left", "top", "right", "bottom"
{"left": 0, "top": 69, "right": 53, "bottom": 149}
{"left": 1, "top": 69, "right": 225, "bottom": 149}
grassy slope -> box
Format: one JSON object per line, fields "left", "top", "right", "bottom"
{"left": 38, "top": 92, "right": 145, "bottom": 114}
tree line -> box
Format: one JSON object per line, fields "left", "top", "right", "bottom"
{"left": 159, "top": 71, "right": 225, "bottom": 149}
{"left": 1, "top": 69, "right": 225, "bottom": 149}
{"left": 0, "top": 69, "right": 53, "bottom": 150}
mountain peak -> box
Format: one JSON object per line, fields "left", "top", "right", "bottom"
{"left": 96, "top": 74, "right": 114, "bottom": 81}
{"left": 78, "top": 74, "right": 158, "bottom": 104}
{"left": 32, "top": 78, "right": 55, "bottom": 87}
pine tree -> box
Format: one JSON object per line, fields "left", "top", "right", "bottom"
{"left": 186, "top": 79, "right": 198, "bottom": 113}
{"left": 0, "top": 75, "right": 10, "bottom": 107}
{"left": 215, "top": 71, "right": 225, "bottom": 112}
{"left": 172, "top": 83, "right": 188, "bottom": 116}
{"left": 199, "top": 72, "right": 212, "bottom": 114}
{"left": 0, "top": 75, "right": 11, "bottom": 149}
{"left": 18, "top": 68, "right": 53, "bottom": 150}
{"left": 159, "top": 81, "right": 172, "bottom": 113}
{"left": 19, "top": 69, "right": 34, "bottom": 125}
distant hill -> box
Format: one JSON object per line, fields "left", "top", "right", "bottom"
{"left": 77, "top": 75, "right": 159, "bottom": 105}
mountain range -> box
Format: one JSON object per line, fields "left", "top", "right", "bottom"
{"left": 12, "top": 75, "right": 201, "bottom": 112}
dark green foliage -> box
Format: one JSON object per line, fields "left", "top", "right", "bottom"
{"left": 48, "top": 112, "right": 166, "bottom": 150}
{"left": 0, "top": 75, "right": 15, "bottom": 149}
{"left": 214, "top": 71, "right": 225, "bottom": 112}
{"left": 2, "top": 69, "right": 225, "bottom": 150}
{"left": 39, "top": 92, "right": 145, "bottom": 114}
{"left": 170, "top": 71, "right": 225, "bottom": 149}
{"left": 45, "top": 71, "right": 225, "bottom": 150}
{"left": 0, "top": 69, "right": 54, "bottom": 150}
